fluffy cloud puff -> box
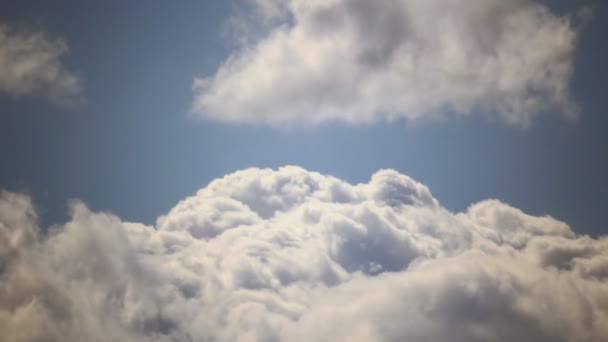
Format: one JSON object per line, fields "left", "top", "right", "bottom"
{"left": 1, "top": 167, "right": 608, "bottom": 341}
{"left": 193, "top": 0, "right": 587, "bottom": 127}
{"left": 0, "top": 24, "right": 80, "bottom": 104}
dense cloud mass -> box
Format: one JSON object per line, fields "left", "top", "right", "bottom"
{"left": 193, "top": 0, "right": 587, "bottom": 127}
{"left": 1, "top": 167, "right": 608, "bottom": 341}
{"left": 0, "top": 24, "right": 80, "bottom": 104}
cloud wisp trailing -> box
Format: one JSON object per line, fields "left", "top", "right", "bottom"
{"left": 193, "top": 0, "right": 587, "bottom": 127}
{"left": 1, "top": 166, "right": 607, "bottom": 341}
{"left": 0, "top": 24, "right": 81, "bottom": 105}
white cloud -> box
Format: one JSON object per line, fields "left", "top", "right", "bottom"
{"left": 193, "top": 0, "right": 586, "bottom": 127}
{"left": 1, "top": 167, "right": 608, "bottom": 341}
{"left": 0, "top": 24, "right": 81, "bottom": 104}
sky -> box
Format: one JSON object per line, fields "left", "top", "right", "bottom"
{"left": 0, "top": 0, "right": 605, "bottom": 236}
{"left": 1, "top": 1, "right": 608, "bottom": 341}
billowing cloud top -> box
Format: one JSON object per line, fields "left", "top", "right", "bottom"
{"left": 0, "top": 24, "right": 81, "bottom": 104}
{"left": 1, "top": 166, "right": 607, "bottom": 341}
{"left": 193, "top": 0, "right": 586, "bottom": 127}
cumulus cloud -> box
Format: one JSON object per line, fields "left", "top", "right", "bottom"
{"left": 193, "top": 0, "right": 587, "bottom": 127}
{"left": 0, "top": 24, "right": 81, "bottom": 104}
{"left": 1, "top": 167, "right": 608, "bottom": 341}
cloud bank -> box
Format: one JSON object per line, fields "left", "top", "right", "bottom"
{"left": 1, "top": 167, "right": 608, "bottom": 341}
{"left": 193, "top": 0, "right": 586, "bottom": 127}
{"left": 0, "top": 24, "right": 81, "bottom": 104}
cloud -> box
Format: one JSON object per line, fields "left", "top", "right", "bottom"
{"left": 1, "top": 167, "right": 608, "bottom": 341}
{"left": 193, "top": 0, "right": 587, "bottom": 127}
{"left": 0, "top": 24, "right": 81, "bottom": 104}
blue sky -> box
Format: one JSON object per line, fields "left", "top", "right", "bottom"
{"left": 0, "top": 0, "right": 606, "bottom": 237}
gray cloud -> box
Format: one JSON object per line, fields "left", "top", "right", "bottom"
{"left": 1, "top": 167, "right": 607, "bottom": 341}
{"left": 193, "top": 0, "right": 586, "bottom": 127}
{"left": 0, "top": 24, "right": 81, "bottom": 104}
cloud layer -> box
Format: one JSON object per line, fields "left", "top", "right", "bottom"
{"left": 1, "top": 167, "right": 608, "bottom": 341}
{"left": 193, "top": 0, "right": 585, "bottom": 127}
{"left": 0, "top": 24, "right": 80, "bottom": 104}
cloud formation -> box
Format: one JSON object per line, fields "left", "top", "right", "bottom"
{"left": 0, "top": 24, "right": 81, "bottom": 104}
{"left": 193, "top": 0, "right": 586, "bottom": 127}
{"left": 1, "top": 167, "right": 608, "bottom": 341}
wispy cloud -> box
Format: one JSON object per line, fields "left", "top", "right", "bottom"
{"left": 1, "top": 167, "right": 607, "bottom": 341}
{"left": 0, "top": 24, "right": 81, "bottom": 105}
{"left": 193, "top": 0, "right": 587, "bottom": 127}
